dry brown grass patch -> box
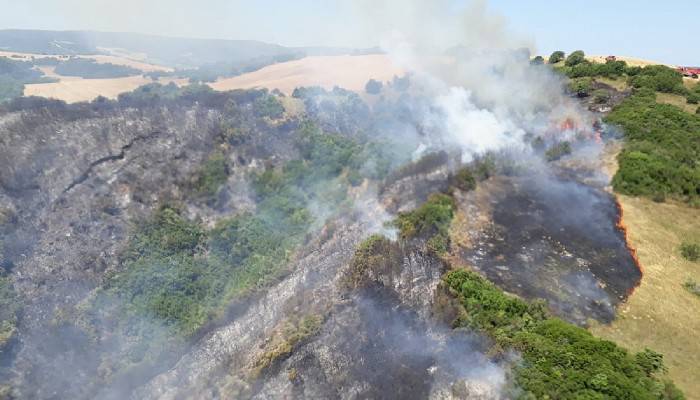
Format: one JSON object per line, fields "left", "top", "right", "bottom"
{"left": 590, "top": 196, "right": 700, "bottom": 398}
{"left": 656, "top": 92, "right": 698, "bottom": 114}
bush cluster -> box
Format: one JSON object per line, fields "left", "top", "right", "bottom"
{"left": 394, "top": 193, "right": 455, "bottom": 255}
{"left": 628, "top": 65, "right": 686, "bottom": 94}
{"left": 548, "top": 51, "right": 565, "bottom": 64}
{"left": 444, "top": 269, "right": 685, "bottom": 399}
{"left": 545, "top": 141, "right": 572, "bottom": 161}
{"left": 0, "top": 56, "right": 56, "bottom": 102}
{"left": 107, "top": 118, "right": 370, "bottom": 336}
{"left": 193, "top": 151, "right": 229, "bottom": 198}
{"left": 606, "top": 90, "right": 700, "bottom": 200}
{"left": 451, "top": 167, "right": 477, "bottom": 192}
{"left": 680, "top": 242, "right": 700, "bottom": 262}
{"left": 54, "top": 58, "right": 141, "bottom": 79}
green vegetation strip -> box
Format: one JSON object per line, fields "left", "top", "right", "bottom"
{"left": 444, "top": 270, "right": 684, "bottom": 399}
{"left": 104, "top": 206, "right": 304, "bottom": 336}
{"left": 104, "top": 120, "right": 384, "bottom": 337}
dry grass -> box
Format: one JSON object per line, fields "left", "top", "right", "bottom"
{"left": 588, "top": 55, "right": 672, "bottom": 67}
{"left": 656, "top": 92, "right": 698, "bottom": 114}
{"left": 589, "top": 196, "right": 700, "bottom": 398}
{"left": 24, "top": 76, "right": 187, "bottom": 103}
{"left": 20, "top": 53, "right": 404, "bottom": 103}
{"left": 595, "top": 76, "right": 629, "bottom": 91}
{"left": 684, "top": 78, "right": 699, "bottom": 90}
{"left": 210, "top": 55, "right": 404, "bottom": 95}
{"left": 3, "top": 50, "right": 181, "bottom": 103}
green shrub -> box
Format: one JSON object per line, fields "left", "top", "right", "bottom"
{"left": 109, "top": 205, "right": 306, "bottom": 336}
{"left": 560, "top": 59, "right": 628, "bottom": 79}
{"left": 393, "top": 193, "right": 456, "bottom": 257}
{"left": 636, "top": 348, "right": 667, "bottom": 375}
{"left": 606, "top": 91, "right": 700, "bottom": 200}
{"left": 451, "top": 167, "right": 476, "bottom": 191}
{"left": 443, "top": 269, "right": 685, "bottom": 399}
{"left": 345, "top": 234, "right": 402, "bottom": 288}
{"left": 626, "top": 66, "right": 643, "bottom": 76}
{"left": 394, "top": 193, "right": 455, "bottom": 240}
{"left": 295, "top": 120, "right": 361, "bottom": 178}
{"left": 680, "top": 242, "right": 700, "bottom": 262}
{"left": 568, "top": 77, "right": 593, "bottom": 97}
{"left": 54, "top": 58, "right": 140, "bottom": 78}
{"left": 426, "top": 234, "right": 449, "bottom": 255}
{"left": 0, "top": 76, "right": 24, "bottom": 103}
{"left": 545, "top": 141, "right": 572, "bottom": 161}
{"left": 683, "top": 279, "right": 700, "bottom": 297}
{"left": 629, "top": 65, "right": 686, "bottom": 94}
{"left": 565, "top": 50, "right": 586, "bottom": 67}
{"left": 530, "top": 56, "right": 544, "bottom": 65}
{"left": 548, "top": 51, "right": 565, "bottom": 64}
{"left": 194, "top": 151, "right": 229, "bottom": 198}
{"left": 254, "top": 93, "right": 284, "bottom": 119}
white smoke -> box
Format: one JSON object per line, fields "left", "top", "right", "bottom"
{"left": 352, "top": 0, "right": 595, "bottom": 164}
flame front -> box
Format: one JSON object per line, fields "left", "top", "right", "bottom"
{"left": 614, "top": 197, "right": 644, "bottom": 297}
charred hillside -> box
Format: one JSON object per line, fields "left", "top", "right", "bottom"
{"left": 0, "top": 48, "right": 686, "bottom": 399}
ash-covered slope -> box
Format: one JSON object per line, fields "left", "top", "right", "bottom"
{"left": 0, "top": 43, "right": 676, "bottom": 399}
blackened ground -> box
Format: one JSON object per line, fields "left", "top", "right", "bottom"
{"left": 265, "top": 287, "right": 501, "bottom": 400}
{"left": 459, "top": 175, "right": 641, "bottom": 324}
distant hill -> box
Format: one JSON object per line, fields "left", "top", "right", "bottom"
{"left": 0, "top": 29, "right": 378, "bottom": 68}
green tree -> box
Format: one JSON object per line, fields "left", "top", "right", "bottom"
{"left": 629, "top": 65, "right": 685, "bottom": 94}
{"left": 565, "top": 50, "right": 586, "bottom": 67}
{"left": 568, "top": 77, "right": 593, "bottom": 97}
{"left": 530, "top": 56, "right": 544, "bottom": 65}
{"left": 548, "top": 51, "right": 565, "bottom": 64}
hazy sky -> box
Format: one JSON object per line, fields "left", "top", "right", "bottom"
{"left": 0, "top": 0, "right": 696, "bottom": 65}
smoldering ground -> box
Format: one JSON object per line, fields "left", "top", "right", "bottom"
{"left": 252, "top": 291, "right": 507, "bottom": 399}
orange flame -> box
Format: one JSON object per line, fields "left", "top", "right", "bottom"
{"left": 614, "top": 197, "right": 644, "bottom": 297}
{"left": 560, "top": 117, "right": 576, "bottom": 131}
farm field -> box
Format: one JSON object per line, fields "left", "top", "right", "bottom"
{"left": 211, "top": 54, "right": 403, "bottom": 95}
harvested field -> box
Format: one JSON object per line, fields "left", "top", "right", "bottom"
{"left": 24, "top": 75, "right": 187, "bottom": 103}
{"left": 588, "top": 55, "right": 672, "bottom": 67}
{"left": 590, "top": 196, "right": 700, "bottom": 399}
{"left": 0, "top": 50, "right": 172, "bottom": 72}
{"left": 210, "top": 54, "right": 404, "bottom": 95}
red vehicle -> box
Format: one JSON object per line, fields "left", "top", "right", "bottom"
{"left": 677, "top": 67, "right": 700, "bottom": 79}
